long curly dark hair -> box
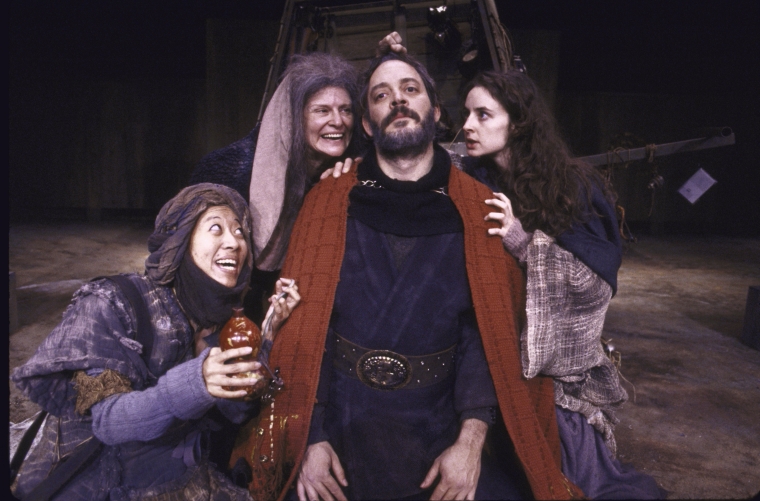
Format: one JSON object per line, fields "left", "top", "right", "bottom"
{"left": 463, "top": 70, "right": 615, "bottom": 237}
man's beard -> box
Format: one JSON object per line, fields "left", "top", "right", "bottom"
{"left": 369, "top": 105, "right": 437, "bottom": 160}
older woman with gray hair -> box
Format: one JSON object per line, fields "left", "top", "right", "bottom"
{"left": 190, "top": 53, "right": 361, "bottom": 273}
{"left": 11, "top": 183, "right": 299, "bottom": 500}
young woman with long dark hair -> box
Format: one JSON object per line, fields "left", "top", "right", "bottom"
{"left": 460, "top": 70, "right": 662, "bottom": 499}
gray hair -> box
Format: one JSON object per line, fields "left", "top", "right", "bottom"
{"left": 275, "top": 52, "right": 361, "bottom": 260}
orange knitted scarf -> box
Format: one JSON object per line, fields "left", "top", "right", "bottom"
{"left": 230, "top": 164, "right": 583, "bottom": 500}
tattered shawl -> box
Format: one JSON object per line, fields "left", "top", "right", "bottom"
{"left": 521, "top": 231, "right": 628, "bottom": 454}
{"left": 11, "top": 277, "right": 181, "bottom": 417}
{"left": 452, "top": 151, "right": 628, "bottom": 455}
{"left": 232, "top": 164, "right": 584, "bottom": 501}
{"left": 248, "top": 74, "right": 293, "bottom": 271}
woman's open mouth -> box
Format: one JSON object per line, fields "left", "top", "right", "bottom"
{"left": 215, "top": 258, "right": 238, "bottom": 271}
{"left": 321, "top": 133, "right": 345, "bottom": 141}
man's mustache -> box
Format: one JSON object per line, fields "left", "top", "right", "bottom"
{"left": 380, "top": 106, "right": 421, "bottom": 130}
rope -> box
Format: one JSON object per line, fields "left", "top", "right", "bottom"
{"left": 616, "top": 206, "right": 637, "bottom": 244}
{"left": 447, "top": 127, "right": 463, "bottom": 150}
{"left": 645, "top": 143, "right": 657, "bottom": 163}
{"left": 601, "top": 337, "right": 637, "bottom": 403}
{"left": 606, "top": 146, "right": 631, "bottom": 166}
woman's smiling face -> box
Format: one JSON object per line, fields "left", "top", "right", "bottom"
{"left": 303, "top": 86, "right": 354, "bottom": 163}
{"left": 189, "top": 206, "right": 248, "bottom": 287}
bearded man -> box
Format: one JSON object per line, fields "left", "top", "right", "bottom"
{"left": 232, "top": 53, "right": 582, "bottom": 501}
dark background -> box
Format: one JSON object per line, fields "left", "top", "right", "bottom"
{"left": 9, "top": 0, "right": 760, "bottom": 236}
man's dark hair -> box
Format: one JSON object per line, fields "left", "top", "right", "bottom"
{"left": 360, "top": 52, "right": 440, "bottom": 120}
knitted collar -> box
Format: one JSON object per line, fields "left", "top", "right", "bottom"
{"left": 347, "top": 144, "right": 463, "bottom": 236}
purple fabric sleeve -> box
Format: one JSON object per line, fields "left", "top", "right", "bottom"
{"left": 460, "top": 407, "right": 496, "bottom": 425}
{"left": 307, "top": 331, "right": 336, "bottom": 445}
{"left": 90, "top": 348, "right": 215, "bottom": 445}
{"left": 307, "top": 404, "right": 330, "bottom": 445}
{"left": 501, "top": 217, "right": 532, "bottom": 265}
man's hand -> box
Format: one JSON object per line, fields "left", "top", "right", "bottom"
{"left": 420, "top": 419, "right": 488, "bottom": 500}
{"left": 376, "top": 31, "right": 407, "bottom": 56}
{"left": 297, "top": 441, "right": 348, "bottom": 501}
{"left": 319, "top": 157, "right": 362, "bottom": 180}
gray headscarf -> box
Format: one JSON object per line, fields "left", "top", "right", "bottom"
{"left": 145, "top": 183, "right": 253, "bottom": 285}
{"left": 145, "top": 183, "right": 254, "bottom": 327}
{"left": 250, "top": 52, "right": 361, "bottom": 271}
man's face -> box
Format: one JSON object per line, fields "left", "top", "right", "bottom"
{"left": 363, "top": 60, "right": 440, "bottom": 156}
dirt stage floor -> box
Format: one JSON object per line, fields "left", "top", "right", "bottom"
{"left": 8, "top": 222, "right": 760, "bottom": 499}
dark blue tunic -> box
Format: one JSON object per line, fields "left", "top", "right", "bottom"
{"left": 307, "top": 218, "right": 499, "bottom": 499}
{"left": 300, "top": 145, "right": 521, "bottom": 499}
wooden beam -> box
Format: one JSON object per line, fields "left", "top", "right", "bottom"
{"left": 580, "top": 128, "right": 736, "bottom": 166}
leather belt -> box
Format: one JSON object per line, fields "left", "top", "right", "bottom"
{"left": 333, "top": 332, "right": 456, "bottom": 390}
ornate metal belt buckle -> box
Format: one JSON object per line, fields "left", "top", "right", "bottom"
{"left": 356, "top": 350, "right": 412, "bottom": 390}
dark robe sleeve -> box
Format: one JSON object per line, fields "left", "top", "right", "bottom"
{"left": 307, "top": 331, "right": 337, "bottom": 445}
{"left": 549, "top": 185, "right": 622, "bottom": 294}
{"left": 189, "top": 124, "right": 260, "bottom": 201}
{"left": 454, "top": 309, "right": 498, "bottom": 425}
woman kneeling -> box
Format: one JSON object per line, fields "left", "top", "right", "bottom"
{"left": 12, "top": 183, "right": 299, "bottom": 500}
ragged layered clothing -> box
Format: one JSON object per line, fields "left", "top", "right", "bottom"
{"left": 456, "top": 156, "right": 663, "bottom": 500}
{"left": 11, "top": 275, "right": 253, "bottom": 501}
{"left": 12, "top": 183, "right": 257, "bottom": 500}
{"left": 459, "top": 156, "right": 627, "bottom": 454}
